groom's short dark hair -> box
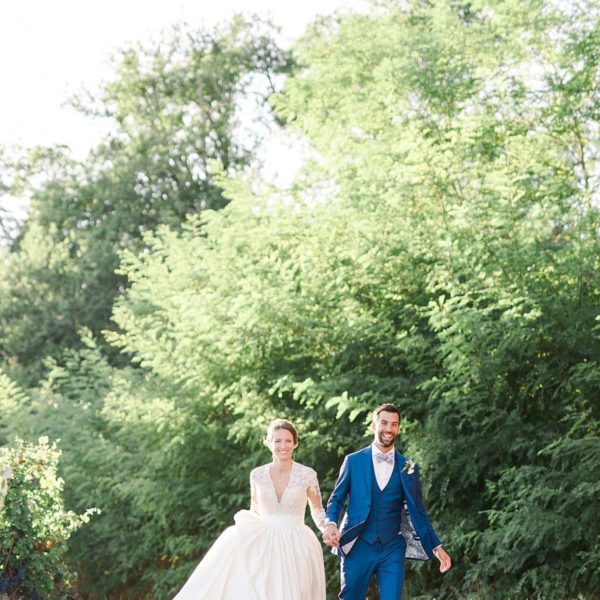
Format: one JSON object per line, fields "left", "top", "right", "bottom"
{"left": 373, "top": 403, "right": 400, "bottom": 421}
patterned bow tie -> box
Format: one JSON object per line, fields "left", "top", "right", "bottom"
{"left": 375, "top": 452, "right": 393, "bottom": 464}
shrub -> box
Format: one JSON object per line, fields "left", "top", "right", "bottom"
{"left": 0, "top": 437, "right": 98, "bottom": 599}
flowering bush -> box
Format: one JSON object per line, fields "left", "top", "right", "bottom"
{"left": 0, "top": 437, "right": 98, "bottom": 599}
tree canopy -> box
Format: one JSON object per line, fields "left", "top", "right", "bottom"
{"left": 0, "top": 17, "right": 291, "bottom": 385}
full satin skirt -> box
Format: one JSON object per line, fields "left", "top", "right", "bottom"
{"left": 172, "top": 510, "right": 326, "bottom": 599}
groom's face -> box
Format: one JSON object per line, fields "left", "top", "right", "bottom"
{"left": 372, "top": 410, "right": 400, "bottom": 450}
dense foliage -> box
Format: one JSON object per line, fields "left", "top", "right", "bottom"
{"left": 1, "top": 1, "right": 599, "bottom": 599}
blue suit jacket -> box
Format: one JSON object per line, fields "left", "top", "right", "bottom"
{"left": 326, "top": 446, "right": 442, "bottom": 559}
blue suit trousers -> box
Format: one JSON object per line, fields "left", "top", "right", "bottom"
{"left": 339, "top": 535, "right": 407, "bottom": 600}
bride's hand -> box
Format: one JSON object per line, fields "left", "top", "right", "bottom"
{"left": 323, "top": 524, "right": 340, "bottom": 548}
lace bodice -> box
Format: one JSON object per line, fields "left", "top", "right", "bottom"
{"left": 250, "top": 462, "right": 330, "bottom": 532}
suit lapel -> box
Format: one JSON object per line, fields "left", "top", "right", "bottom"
{"left": 359, "top": 446, "right": 374, "bottom": 496}
{"left": 397, "top": 452, "right": 415, "bottom": 499}
{"left": 395, "top": 450, "right": 406, "bottom": 470}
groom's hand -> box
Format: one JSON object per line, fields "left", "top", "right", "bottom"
{"left": 433, "top": 546, "right": 452, "bottom": 573}
{"left": 323, "top": 524, "right": 340, "bottom": 548}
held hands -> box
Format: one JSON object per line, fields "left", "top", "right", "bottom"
{"left": 322, "top": 523, "right": 340, "bottom": 548}
{"left": 433, "top": 546, "right": 452, "bottom": 573}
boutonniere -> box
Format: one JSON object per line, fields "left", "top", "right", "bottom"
{"left": 402, "top": 460, "right": 416, "bottom": 475}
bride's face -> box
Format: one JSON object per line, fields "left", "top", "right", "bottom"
{"left": 268, "top": 428, "right": 297, "bottom": 461}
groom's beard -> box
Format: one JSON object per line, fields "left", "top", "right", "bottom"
{"left": 376, "top": 431, "right": 397, "bottom": 449}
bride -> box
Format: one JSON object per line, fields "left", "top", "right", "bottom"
{"left": 173, "top": 419, "right": 333, "bottom": 599}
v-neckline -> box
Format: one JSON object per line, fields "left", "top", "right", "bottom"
{"left": 269, "top": 461, "right": 294, "bottom": 504}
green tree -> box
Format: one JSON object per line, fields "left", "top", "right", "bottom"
{"left": 0, "top": 17, "right": 290, "bottom": 385}
{"left": 274, "top": 1, "right": 600, "bottom": 597}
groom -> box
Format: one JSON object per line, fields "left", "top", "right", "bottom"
{"left": 323, "top": 403, "right": 451, "bottom": 600}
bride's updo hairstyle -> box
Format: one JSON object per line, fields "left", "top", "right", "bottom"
{"left": 264, "top": 419, "right": 298, "bottom": 446}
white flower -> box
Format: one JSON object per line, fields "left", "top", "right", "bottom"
{"left": 402, "top": 459, "right": 416, "bottom": 475}
{"left": 0, "top": 472, "right": 9, "bottom": 511}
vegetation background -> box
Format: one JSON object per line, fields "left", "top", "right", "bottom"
{"left": 1, "top": 1, "right": 599, "bottom": 598}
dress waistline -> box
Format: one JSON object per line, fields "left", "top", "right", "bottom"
{"left": 259, "top": 514, "right": 304, "bottom": 526}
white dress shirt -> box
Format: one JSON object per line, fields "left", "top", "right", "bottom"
{"left": 371, "top": 444, "right": 395, "bottom": 490}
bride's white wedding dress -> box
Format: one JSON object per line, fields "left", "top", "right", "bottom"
{"left": 173, "top": 461, "right": 328, "bottom": 599}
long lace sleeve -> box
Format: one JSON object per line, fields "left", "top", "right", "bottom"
{"left": 305, "top": 468, "right": 334, "bottom": 533}
{"left": 250, "top": 468, "right": 259, "bottom": 513}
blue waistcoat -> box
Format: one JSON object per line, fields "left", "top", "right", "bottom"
{"left": 360, "top": 459, "right": 404, "bottom": 545}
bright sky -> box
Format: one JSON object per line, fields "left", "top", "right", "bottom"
{"left": 0, "top": 0, "right": 366, "bottom": 189}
